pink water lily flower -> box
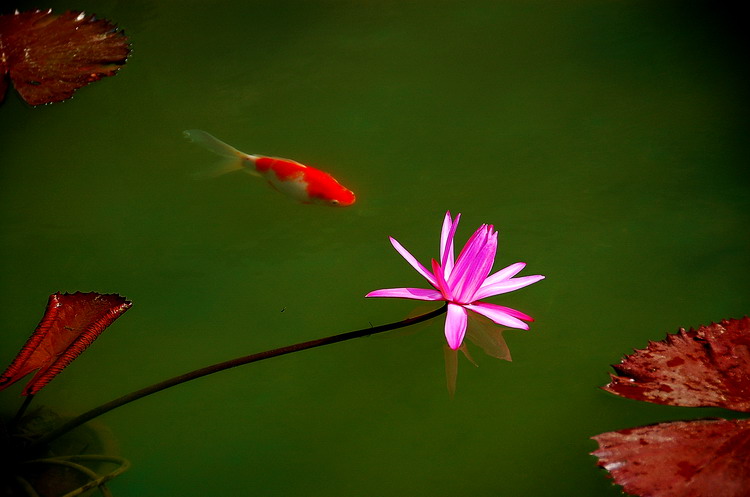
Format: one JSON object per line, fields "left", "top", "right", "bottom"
{"left": 366, "top": 211, "right": 544, "bottom": 350}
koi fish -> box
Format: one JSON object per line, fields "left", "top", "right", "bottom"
{"left": 183, "top": 130, "right": 356, "bottom": 206}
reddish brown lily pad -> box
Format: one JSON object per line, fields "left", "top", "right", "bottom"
{"left": 0, "top": 292, "right": 132, "bottom": 395}
{"left": 604, "top": 317, "right": 750, "bottom": 412}
{"left": 592, "top": 418, "right": 750, "bottom": 497}
{"left": 0, "top": 9, "right": 130, "bottom": 106}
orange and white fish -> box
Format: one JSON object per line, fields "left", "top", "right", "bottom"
{"left": 183, "top": 129, "right": 356, "bottom": 206}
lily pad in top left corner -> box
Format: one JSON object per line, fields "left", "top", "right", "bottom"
{"left": 0, "top": 9, "right": 130, "bottom": 106}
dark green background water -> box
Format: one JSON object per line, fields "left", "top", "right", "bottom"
{"left": 1, "top": 1, "right": 748, "bottom": 496}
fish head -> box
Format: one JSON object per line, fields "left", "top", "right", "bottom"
{"left": 305, "top": 169, "right": 356, "bottom": 207}
{"left": 327, "top": 188, "right": 356, "bottom": 207}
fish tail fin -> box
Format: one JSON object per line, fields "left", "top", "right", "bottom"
{"left": 183, "top": 129, "right": 248, "bottom": 159}
{"left": 183, "top": 129, "right": 260, "bottom": 179}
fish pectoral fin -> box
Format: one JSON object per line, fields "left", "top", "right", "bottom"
{"left": 242, "top": 169, "right": 261, "bottom": 178}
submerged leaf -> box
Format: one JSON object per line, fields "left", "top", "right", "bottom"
{"left": 465, "top": 312, "right": 512, "bottom": 362}
{"left": 604, "top": 317, "right": 750, "bottom": 412}
{"left": 0, "top": 9, "right": 130, "bottom": 106}
{"left": 592, "top": 418, "right": 750, "bottom": 497}
{"left": 444, "top": 345, "right": 458, "bottom": 398}
{"left": 0, "top": 292, "right": 132, "bottom": 395}
{"left": 443, "top": 314, "right": 513, "bottom": 396}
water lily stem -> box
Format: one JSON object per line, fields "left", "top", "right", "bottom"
{"left": 28, "top": 304, "right": 446, "bottom": 453}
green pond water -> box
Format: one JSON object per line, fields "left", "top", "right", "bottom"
{"left": 1, "top": 1, "right": 748, "bottom": 496}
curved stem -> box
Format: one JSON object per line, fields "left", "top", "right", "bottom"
{"left": 28, "top": 304, "right": 446, "bottom": 452}
{"left": 24, "top": 455, "right": 130, "bottom": 497}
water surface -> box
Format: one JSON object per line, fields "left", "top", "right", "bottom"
{"left": 1, "top": 1, "right": 748, "bottom": 496}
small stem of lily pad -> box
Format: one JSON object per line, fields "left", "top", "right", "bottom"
{"left": 27, "top": 304, "right": 447, "bottom": 453}
{"left": 11, "top": 394, "right": 34, "bottom": 426}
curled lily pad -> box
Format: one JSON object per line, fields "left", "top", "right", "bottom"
{"left": 593, "top": 317, "right": 750, "bottom": 496}
{"left": 592, "top": 418, "right": 750, "bottom": 497}
{"left": 0, "top": 292, "right": 132, "bottom": 395}
{"left": 0, "top": 9, "right": 130, "bottom": 106}
{"left": 604, "top": 317, "right": 750, "bottom": 412}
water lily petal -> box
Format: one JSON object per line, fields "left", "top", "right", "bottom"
{"left": 431, "top": 258, "right": 451, "bottom": 298}
{"left": 450, "top": 225, "right": 489, "bottom": 284}
{"left": 389, "top": 236, "right": 437, "bottom": 287}
{"left": 439, "top": 211, "right": 453, "bottom": 264}
{"left": 499, "top": 306, "right": 535, "bottom": 321}
{"left": 465, "top": 302, "right": 532, "bottom": 330}
{"left": 473, "top": 274, "right": 546, "bottom": 300}
{"left": 366, "top": 288, "right": 444, "bottom": 301}
{"left": 440, "top": 211, "right": 460, "bottom": 278}
{"left": 482, "top": 262, "right": 527, "bottom": 287}
{"left": 445, "top": 303, "right": 468, "bottom": 350}
{"left": 451, "top": 229, "right": 497, "bottom": 303}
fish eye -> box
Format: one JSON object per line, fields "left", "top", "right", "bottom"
{"left": 330, "top": 199, "right": 340, "bottom": 205}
